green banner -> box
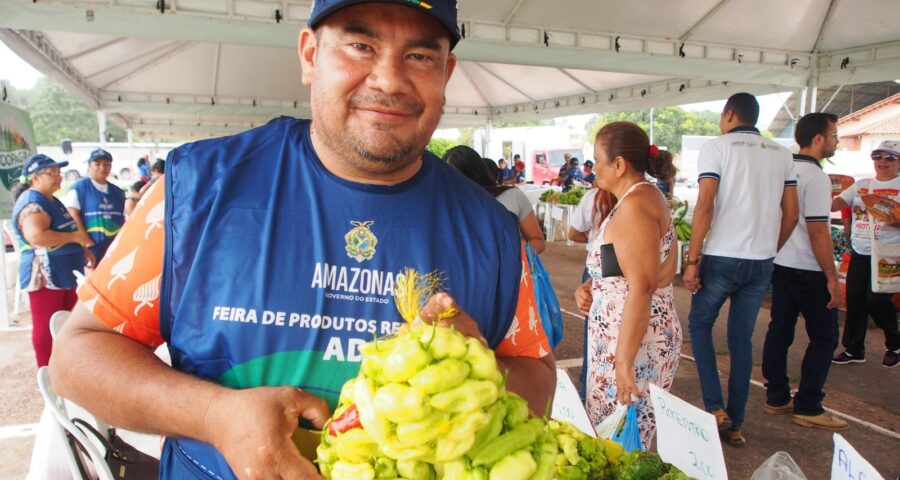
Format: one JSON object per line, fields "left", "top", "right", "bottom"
{"left": 0, "top": 102, "right": 36, "bottom": 218}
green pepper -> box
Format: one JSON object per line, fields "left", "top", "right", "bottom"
{"left": 463, "top": 338, "right": 503, "bottom": 385}
{"left": 354, "top": 377, "right": 390, "bottom": 444}
{"left": 430, "top": 380, "right": 498, "bottom": 413}
{"left": 331, "top": 460, "right": 375, "bottom": 480}
{"left": 488, "top": 449, "right": 536, "bottom": 480}
{"left": 502, "top": 394, "right": 530, "bottom": 429}
{"left": 434, "top": 411, "right": 489, "bottom": 463}
{"left": 471, "top": 419, "right": 543, "bottom": 467}
{"left": 467, "top": 467, "right": 489, "bottom": 480}
{"left": 382, "top": 335, "right": 432, "bottom": 383}
{"left": 408, "top": 358, "right": 470, "bottom": 394}
{"left": 466, "top": 402, "right": 506, "bottom": 461}
{"left": 334, "top": 428, "right": 379, "bottom": 464}
{"left": 337, "top": 379, "right": 356, "bottom": 407}
{"left": 374, "top": 457, "right": 398, "bottom": 479}
{"left": 373, "top": 383, "right": 431, "bottom": 424}
{"left": 382, "top": 434, "right": 433, "bottom": 462}
{"left": 441, "top": 460, "right": 468, "bottom": 480}
{"left": 396, "top": 459, "right": 435, "bottom": 480}
{"left": 426, "top": 326, "right": 468, "bottom": 359}
{"left": 396, "top": 411, "right": 449, "bottom": 447}
{"left": 557, "top": 433, "right": 581, "bottom": 466}
{"left": 554, "top": 465, "right": 587, "bottom": 480}
{"left": 528, "top": 439, "right": 557, "bottom": 480}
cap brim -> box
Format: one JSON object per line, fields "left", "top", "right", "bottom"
{"left": 308, "top": 0, "right": 460, "bottom": 48}
{"left": 53, "top": 161, "right": 69, "bottom": 169}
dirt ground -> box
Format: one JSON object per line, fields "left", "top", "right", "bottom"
{"left": 0, "top": 241, "right": 898, "bottom": 479}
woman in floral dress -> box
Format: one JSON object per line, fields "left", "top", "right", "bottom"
{"left": 575, "top": 122, "right": 682, "bottom": 449}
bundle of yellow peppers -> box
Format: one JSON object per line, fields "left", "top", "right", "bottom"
{"left": 316, "top": 269, "right": 657, "bottom": 480}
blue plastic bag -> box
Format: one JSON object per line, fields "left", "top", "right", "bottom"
{"left": 525, "top": 244, "right": 564, "bottom": 349}
{"left": 610, "top": 404, "right": 643, "bottom": 453}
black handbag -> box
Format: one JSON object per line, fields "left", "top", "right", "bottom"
{"left": 67, "top": 418, "right": 160, "bottom": 479}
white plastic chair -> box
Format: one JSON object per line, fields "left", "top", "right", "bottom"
{"left": 36, "top": 367, "right": 115, "bottom": 480}
{"left": 50, "top": 310, "right": 71, "bottom": 340}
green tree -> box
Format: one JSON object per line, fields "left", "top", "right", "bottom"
{"left": 586, "top": 107, "right": 721, "bottom": 154}
{"left": 7, "top": 77, "right": 127, "bottom": 146}
{"left": 427, "top": 137, "right": 456, "bottom": 158}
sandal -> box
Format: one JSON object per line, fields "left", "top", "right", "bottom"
{"left": 722, "top": 429, "right": 746, "bottom": 448}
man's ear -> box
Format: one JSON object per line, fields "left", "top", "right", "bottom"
{"left": 444, "top": 52, "right": 458, "bottom": 88}
{"left": 299, "top": 28, "right": 318, "bottom": 86}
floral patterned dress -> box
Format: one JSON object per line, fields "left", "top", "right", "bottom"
{"left": 585, "top": 182, "right": 682, "bottom": 449}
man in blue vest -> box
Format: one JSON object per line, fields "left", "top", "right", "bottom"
{"left": 50, "top": 1, "right": 556, "bottom": 479}
{"left": 64, "top": 148, "right": 126, "bottom": 262}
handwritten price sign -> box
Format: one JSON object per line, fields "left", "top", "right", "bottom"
{"left": 550, "top": 368, "right": 596, "bottom": 437}
{"left": 649, "top": 384, "right": 727, "bottom": 480}
{"left": 831, "top": 434, "right": 884, "bottom": 480}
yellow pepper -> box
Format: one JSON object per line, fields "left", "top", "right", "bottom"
{"left": 331, "top": 460, "right": 375, "bottom": 480}
{"left": 502, "top": 394, "right": 530, "bottom": 430}
{"left": 396, "top": 459, "right": 435, "bottom": 480}
{"left": 396, "top": 411, "right": 449, "bottom": 447}
{"left": 430, "top": 380, "right": 498, "bottom": 413}
{"left": 354, "top": 378, "right": 389, "bottom": 444}
{"left": 408, "top": 358, "right": 470, "bottom": 394}
{"left": 373, "top": 383, "right": 431, "bottom": 423}
{"left": 463, "top": 338, "right": 503, "bottom": 385}
{"left": 420, "top": 326, "right": 468, "bottom": 359}
{"left": 488, "top": 449, "right": 536, "bottom": 480}
{"left": 382, "top": 335, "right": 432, "bottom": 383}
{"left": 334, "top": 428, "right": 379, "bottom": 464}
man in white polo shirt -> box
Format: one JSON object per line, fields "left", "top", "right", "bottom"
{"left": 683, "top": 92, "right": 799, "bottom": 448}
{"left": 761, "top": 112, "right": 847, "bottom": 431}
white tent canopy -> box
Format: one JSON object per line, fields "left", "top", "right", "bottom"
{"left": 2, "top": 0, "right": 899, "bottom": 140}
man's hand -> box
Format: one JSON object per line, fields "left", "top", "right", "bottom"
{"left": 826, "top": 278, "right": 841, "bottom": 310}
{"left": 84, "top": 249, "right": 97, "bottom": 269}
{"left": 205, "top": 386, "right": 330, "bottom": 480}
{"left": 682, "top": 264, "right": 701, "bottom": 293}
{"left": 574, "top": 280, "right": 592, "bottom": 315}
{"left": 419, "top": 293, "right": 487, "bottom": 346}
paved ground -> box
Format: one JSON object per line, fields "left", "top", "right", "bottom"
{"left": 0, "top": 241, "right": 897, "bottom": 479}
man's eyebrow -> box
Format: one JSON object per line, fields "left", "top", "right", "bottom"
{"left": 407, "top": 37, "right": 442, "bottom": 51}
{"left": 340, "top": 22, "right": 379, "bottom": 40}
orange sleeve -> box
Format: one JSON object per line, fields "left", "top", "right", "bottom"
{"left": 77, "top": 177, "right": 166, "bottom": 348}
{"left": 494, "top": 243, "right": 552, "bottom": 359}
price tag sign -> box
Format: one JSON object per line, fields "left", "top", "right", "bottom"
{"left": 831, "top": 433, "right": 884, "bottom": 480}
{"left": 551, "top": 368, "right": 595, "bottom": 437}
{"left": 649, "top": 384, "right": 727, "bottom": 480}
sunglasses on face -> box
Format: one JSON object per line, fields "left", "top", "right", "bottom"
{"left": 871, "top": 153, "right": 899, "bottom": 161}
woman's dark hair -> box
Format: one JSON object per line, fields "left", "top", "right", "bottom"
{"left": 10, "top": 182, "right": 29, "bottom": 202}
{"left": 482, "top": 158, "right": 501, "bottom": 184}
{"left": 443, "top": 146, "right": 511, "bottom": 197}
{"left": 137, "top": 157, "right": 149, "bottom": 167}
{"left": 131, "top": 180, "right": 147, "bottom": 193}
{"left": 151, "top": 159, "right": 166, "bottom": 174}
{"left": 595, "top": 121, "right": 676, "bottom": 182}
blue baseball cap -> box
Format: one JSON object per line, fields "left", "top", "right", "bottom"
{"left": 583, "top": 160, "right": 594, "bottom": 167}
{"left": 308, "top": 0, "right": 460, "bottom": 49}
{"left": 87, "top": 148, "right": 112, "bottom": 163}
{"left": 21, "top": 154, "right": 69, "bottom": 179}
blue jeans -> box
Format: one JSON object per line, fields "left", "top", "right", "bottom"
{"left": 762, "top": 264, "right": 839, "bottom": 415}
{"left": 688, "top": 255, "right": 774, "bottom": 429}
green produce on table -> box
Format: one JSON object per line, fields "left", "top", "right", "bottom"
{"left": 615, "top": 451, "right": 674, "bottom": 480}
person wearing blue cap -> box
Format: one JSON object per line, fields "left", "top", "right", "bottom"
{"left": 63, "top": 148, "right": 126, "bottom": 263}
{"left": 10, "top": 154, "right": 93, "bottom": 367}
{"left": 51, "top": 1, "right": 556, "bottom": 478}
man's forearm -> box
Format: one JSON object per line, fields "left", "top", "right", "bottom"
{"left": 777, "top": 214, "right": 799, "bottom": 251}
{"left": 50, "top": 305, "right": 225, "bottom": 442}
{"left": 688, "top": 206, "right": 713, "bottom": 260}
{"left": 809, "top": 223, "right": 838, "bottom": 282}
{"left": 498, "top": 354, "right": 556, "bottom": 416}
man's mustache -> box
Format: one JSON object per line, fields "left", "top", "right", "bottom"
{"left": 350, "top": 94, "right": 424, "bottom": 116}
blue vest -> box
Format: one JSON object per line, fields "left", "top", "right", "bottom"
{"left": 11, "top": 190, "right": 85, "bottom": 290}
{"left": 69, "top": 178, "right": 125, "bottom": 261}
{"left": 158, "top": 118, "right": 522, "bottom": 479}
